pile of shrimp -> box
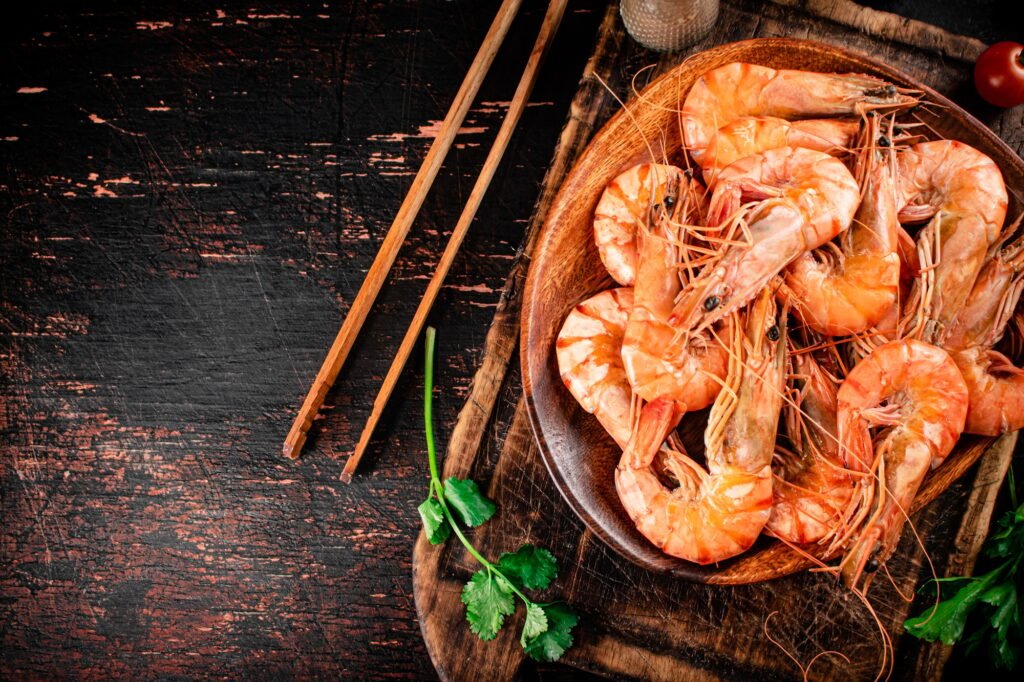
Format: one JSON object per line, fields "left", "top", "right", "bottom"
{"left": 556, "top": 62, "right": 1019, "bottom": 592}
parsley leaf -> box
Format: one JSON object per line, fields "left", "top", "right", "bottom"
{"left": 462, "top": 569, "right": 515, "bottom": 641}
{"left": 418, "top": 328, "right": 578, "bottom": 660}
{"left": 418, "top": 497, "right": 451, "bottom": 545}
{"left": 443, "top": 477, "right": 496, "bottom": 527}
{"left": 985, "top": 506, "right": 1024, "bottom": 560}
{"left": 983, "top": 581, "right": 1020, "bottom": 670}
{"left": 905, "top": 571, "right": 999, "bottom": 644}
{"left": 905, "top": 472, "right": 1024, "bottom": 670}
{"left": 497, "top": 545, "right": 558, "bottom": 591}
{"left": 522, "top": 603, "right": 579, "bottom": 662}
{"left": 521, "top": 603, "right": 549, "bottom": 645}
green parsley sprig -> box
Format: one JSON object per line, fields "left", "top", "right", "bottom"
{"left": 416, "top": 327, "right": 579, "bottom": 661}
{"left": 904, "top": 467, "right": 1024, "bottom": 670}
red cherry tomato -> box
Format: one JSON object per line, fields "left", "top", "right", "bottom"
{"left": 974, "top": 41, "right": 1024, "bottom": 108}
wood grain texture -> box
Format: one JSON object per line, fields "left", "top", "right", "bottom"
{"left": 909, "top": 433, "right": 1015, "bottom": 679}
{"left": 0, "top": 1, "right": 605, "bottom": 678}
{"left": 416, "top": 1, "right": 1023, "bottom": 680}
{"left": 776, "top": 0, "right": 988, "bottom": 60}
{"left": 346, "top": 0, "right": 569, "bottom": 478}
{"left": 285, "top": 0, "right": 525, "bottom": 463}
{"left": 1, "top": 0, "right": 1019, "bottom": 679}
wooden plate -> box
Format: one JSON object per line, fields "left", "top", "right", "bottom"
{"left": 520, "top": 38, "right": 1024, "bottom": 584}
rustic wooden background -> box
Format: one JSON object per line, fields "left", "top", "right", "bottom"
{"left": 0, "top": 1, "right": 1019, "bottom": 679}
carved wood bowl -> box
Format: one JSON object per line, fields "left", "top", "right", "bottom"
{"left": 521, "top": 38, "right": 1024, "bottom": 584}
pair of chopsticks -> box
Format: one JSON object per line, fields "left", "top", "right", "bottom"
{"left": 283, "top": 0, "right": 569, "bottom": 480}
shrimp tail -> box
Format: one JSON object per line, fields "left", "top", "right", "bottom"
{"left": 625, "top": 398, "right": 680, "bottom": 469}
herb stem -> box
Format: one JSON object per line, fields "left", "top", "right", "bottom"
{"left": 435, "top": 480, "right": 531, "bottom": 602}
{"left": 424, "top": 327, "right": 440, "bottom": 489}
{"left": 435, "top": 477, "right": 530, "bottom": 602}
{"left": 421, "top": 326, "right": 531, "bottom": 604}
{"left": 1009, "top": 465, "right": 1018, "bottom": 510}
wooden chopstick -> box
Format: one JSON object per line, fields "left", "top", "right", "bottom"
{"left": 282, "top": 0, "right": 524, "bottom": 460}
{"left": 341, "top": 0, "right": 570, "bottom": 482}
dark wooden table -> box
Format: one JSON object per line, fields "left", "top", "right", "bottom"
{"left": 0, "top": 1, "right": 1016, "bottom": 678}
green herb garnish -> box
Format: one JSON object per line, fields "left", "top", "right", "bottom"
{"left": 904, "top": 468, "right": 1024, "bottom": 670}
{"left": 419, "top": 326, "right": 578, "bottom": 661}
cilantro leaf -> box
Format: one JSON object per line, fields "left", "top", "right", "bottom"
{"left": 984, "top": 581, "right": 1020, "bottom": 670}
{"left": 523, "top": 603, "right": 579, "bottom": 662}
{"left": 984, "top": 505, "right": 1024, "bottom": 560}
{"left": 462, "top": 569, "right": 515, "bottom": 641}
{"left": 497, "top": 545, "right": 558, "bottom": 591}
{"left": 992, "top": 629, "right": 1020, "bottom": 671}
{"left": 962, "top": 623, "right": 987, "bottom": 659}
{"left": 418, "top": 497, "right": 451, "bottom": 545}
{"left": 521, "top": 602, "right": 549, "bottom": 645}
{"left": 904, "top": 572, "right": 997, "bottom": 644}
{"left": 416, "top": 329, "right": 579, "bottom": 660}
{"left": 918, "top": 575, "right": 974, "bottom": 597}
{"left": 443, "top": 477, "right": 496, "bottom": 528}
{"left": 905, "top": 478, "right": 1024, "bottom": 670}
{"left": 980, "top": 580, "right": 1015, "bottom": 609}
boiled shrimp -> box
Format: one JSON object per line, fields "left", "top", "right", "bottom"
{"left": 669, "top": 147, "right": 860, "bottom": 335}
{"left": 682, "top": 62, "right": 915, "bottom": 171}
{"left": 954, "top": 346, "right": 1024, "bottom": 436}
{"left": 767, "top": 349, "right": 855, "bottom": 545}
{"left": 702, "top": 116, "right": 858, "bottom": 183}
{"left": 835, "top": 338, "right": 968, "bottom": 589}
{"left": 784, "top": 114, "right": 901, "bottom": 336}
{"left": 593, "top": 163, "right": 687, "bottom": 286}
{"left": 621, "top": 190, "right": 727, "bottom": 414}
{"left": 944, "top": 229, "right": 1024, "bottom": 353}
{"left": 897, "top": 140, "right": 1008, "bottom": 342}
{"left": 616, "top": 289, "right": 786, "bottom": 564}
{"left": 943, "top": 228, "right": 1024, "bottom": 435}
{"left": 556, "top": 287, "right": 635, "bottom": 447}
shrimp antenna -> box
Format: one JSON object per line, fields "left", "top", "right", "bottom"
{"left": 762, "top": 610, "right": 853, "bottom": 682}
{"left": 592, "top": 72, "right": 661, "bottom": 177}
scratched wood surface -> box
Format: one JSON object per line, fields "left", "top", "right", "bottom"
{"left": 1, "top": 1, "right": 1021, "bottom": 680}
{"left": 415, "top": 1, "right": 1023, "bottom": 680}
{"left": 0, "top": 1, "right": 607, "bottom": 678}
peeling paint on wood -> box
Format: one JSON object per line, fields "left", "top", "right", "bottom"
{"left": 0, "top": 0, "right": 603, "bottom": 677}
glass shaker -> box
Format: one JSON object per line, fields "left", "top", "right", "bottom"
{"left": 620, "top": 0, "right": 720, "bottom": 52}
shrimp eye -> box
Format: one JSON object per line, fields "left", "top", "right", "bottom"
{"left": 766, "top": 325, "right": 780, "bottom": 342}
{"left": 664, "top": 195, "right": 675, "bottom": 208}
{"left": 864, "top": 84, "right": 898, "bottom": 99}
{"left": 878, "top": 135, "right": 891, "bottom": 148}
{"left": 703, "top": 296, "right": 720, "bottom": 312}
{"left": 864, "top": 558, "right": 880, "bottom": 573}
{"left": 648, "top": 203, "right": 662, "bottom": 223}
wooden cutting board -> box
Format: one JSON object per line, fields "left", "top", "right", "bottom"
{"left": 413, "top": 1, "right": 1022, "bottom": 679}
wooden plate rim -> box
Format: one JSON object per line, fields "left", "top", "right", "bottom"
{"left": 521, "top": 37, "right": 1024, "bottom": 583}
